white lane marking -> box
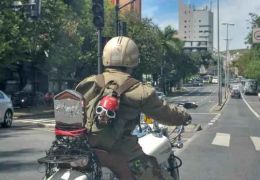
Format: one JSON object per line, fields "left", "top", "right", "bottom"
{"left": 190, "top": 113, "right": 218, "bottom": 115}
{"left": 61, "top": 170, "right": 70, "bottom": 180}
{"left": 16, "top": 119, "right": 54, "bottom": 123}
{"left": 208, "top": 113, "right": 221, "bottom": 125}
{"left": 250, "top": 136, "right": 260, "bottom": 151}
{"left": 246, "top": 101, "right": 260, "bottom": 104}
{"left": 212, "top": 133, "right": 230, "bottom": 147}
{"left": 241, "top": 94, "right": 260, "bottom": 118}
{"left": 208, "top": 122, "right": 214, "bottom": 126}
{"left": 75, "top": 175, "right": 88, "bottom": 180}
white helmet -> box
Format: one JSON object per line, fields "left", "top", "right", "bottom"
{"left": 103, "top": 36, "right": 139, "bottom": 68}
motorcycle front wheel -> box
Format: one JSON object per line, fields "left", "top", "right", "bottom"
{"left": 45, "top": 169, "right": 98, "bottom": 180}
{"left": 45, "top": 168, "right": 118, "bottom": 180}
{"left": 168, "top": 154, "right": 180, "bottom": 180}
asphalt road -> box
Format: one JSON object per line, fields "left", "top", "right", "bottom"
{"left": 167, "top": 84, "right": 223, "bottom": 131}
{"left": 178, "top": 93, "right": 260, "bottom": 180}
{"left": 242, "top": 93, "right": 260, "bottom": 118}
{"left": 0, "top": 123, "right": 53, "bottom": 180}
{"left": 0, "top": 83, "right": 228, "bottom": 180}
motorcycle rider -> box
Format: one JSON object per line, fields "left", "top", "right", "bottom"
{"left": 77, "top": 36, "right": 191, "bottom": 180}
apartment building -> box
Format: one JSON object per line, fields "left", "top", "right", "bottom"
{"left": 178, "top": 0, "right": 213, "bottom": 52}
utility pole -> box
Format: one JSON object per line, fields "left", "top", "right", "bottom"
{"left": 217, "top": 0, "right": 222, "bottom": 105}
{"left": 222, "top": 23, "right": 234, "bottom": 98}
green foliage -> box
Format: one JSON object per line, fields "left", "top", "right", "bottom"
{"left": 234, "top": 13, "right": 260, "bottom": 82}
{"left": 0, "top": 0, "right": 201, "bottom": 91}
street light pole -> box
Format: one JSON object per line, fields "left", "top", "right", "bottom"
{"left": 12, "top": 0, "right": 41, "bottom": 95}
{"left": 222, "top": 23, "right": 234, "bottom": 98}
{"left": 115, "top": 0, "right": 119, "bottom": 35}
{"left": 217, "top": 0, "right": 222, "bottom": 106}
{"left": 115, "top": 0, "right": 136, "bottom": 36}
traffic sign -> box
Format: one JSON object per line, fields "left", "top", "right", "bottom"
{"left": 252, "top": 28, "right": 260, "bottom": 43}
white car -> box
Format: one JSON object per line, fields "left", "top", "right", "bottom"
{"left": 212, "top": 76, "right": 218, "bottom": 84}
{"left": 156, "top": 91, "right": 166, "bottom": 101}
{"left": 0, "top": 90, "right": 14, "bottom": 128}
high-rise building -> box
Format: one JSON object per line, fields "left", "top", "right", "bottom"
{"left": 178, "top": 0, "right": 213, "bottom": 52}
{"left": 110, "top": 0, "right": 141, "bottom": 19}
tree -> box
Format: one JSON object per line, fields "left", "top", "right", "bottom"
{"left": 233, "top": 13, "right": 260, "bottom": 81}
{"left": 0, "top": 0, "right": 202, "bottom": 93}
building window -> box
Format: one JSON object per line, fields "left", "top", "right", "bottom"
{"left": 199, "top": 20, "right": 201, "bottom": 22}
{"left": 184, "top": 20, "right": 187, "bottom": 23}
{"left": 199, "top": 25, "right": 211, "bottom": 27}
{"left": 199, "top": 36, "right": 209, "bottom": 38}
{"left": 184, "top": 26, "right": 187, "bottom": 28}
{"left": 184, "top": 36, "right": 187, "bottom": 39}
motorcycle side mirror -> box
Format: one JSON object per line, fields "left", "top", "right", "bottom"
{"left": 183, "top": 102, "right": 198, "bottom": 109}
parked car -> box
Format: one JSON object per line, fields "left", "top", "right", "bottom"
{"left": 0, "top": 90, "right": 14, "bottom": 128}
{"left": 156, "top": 91, "right": 166, "bottom": 101}
{"left": 212, "top": 76, "right": 218, "bottom": 84}
{"left": 243, "top": 79, "right": 258, "bottom": 95}
{"left": 192, "top": 79, "right": 203, "bottom": 86}
{"left": 202, "top": 75, "right": 212, "bottom": 83}
{"left": 12, "top": 91, "right": 45, "bottom": 108}
{"left": 258, "top": 92, "right": 260, "bottom": 101}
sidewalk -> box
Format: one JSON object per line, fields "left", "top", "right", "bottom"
{"left": 210, "top": 91, "right": 229, "bottom": 113}
{"left": 14, "top": 105, "right": 54, "bottom": 119}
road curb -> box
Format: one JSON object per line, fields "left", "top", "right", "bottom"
{"left": 210, "top": 96, "right": 229, "bottom": 113}
{"left": 14, "top": 112, "right": 54, "bottom": 119}
{"left": 36, "top": 123, "right": 55, "bottom": 128}
{"left": 185, "top": 123, "right": 202, "bottom": 133}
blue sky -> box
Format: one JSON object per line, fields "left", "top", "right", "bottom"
{"left": 142, "top": 0, "right": 207, "bottom": 28}
{"left": 142, "top": 0, "right": 260, "bottom": 51}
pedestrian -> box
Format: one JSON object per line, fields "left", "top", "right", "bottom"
{"left": 76, "top": 36, "right": 191, "bottom": 180}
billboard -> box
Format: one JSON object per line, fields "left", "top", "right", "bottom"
{"left": 252, "top": 28, "right": 260, "bottom": 43}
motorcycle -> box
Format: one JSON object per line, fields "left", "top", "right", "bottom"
{"left": 38, "top": 90, "right": 197, "bottom": 180}
{"left": 131, "top": 115, "right": 185, "bottom": 180}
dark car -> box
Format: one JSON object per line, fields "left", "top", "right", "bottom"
{"left": 192, "top": 79, "right": 203, "bottom": 86}
{"left": 12, "top": 91, "right": 34, "bottom": 108}
{"left": 12, "top": 91, "right": 45, "bottom": 108}
{"left": 230, "top": 88, "right": 241, "bottom": 98}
